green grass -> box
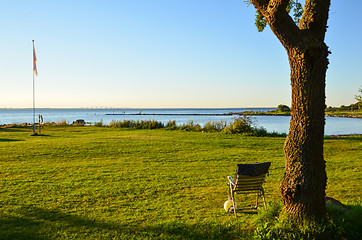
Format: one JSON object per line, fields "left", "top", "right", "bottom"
{"left": 0, "top": 126, "right": 361, "bottom": 239}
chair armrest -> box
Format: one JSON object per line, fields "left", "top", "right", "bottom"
{"left": 227, "top": 176, "right": 235, "bottom": 185}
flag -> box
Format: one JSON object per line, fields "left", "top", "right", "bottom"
{"left": 33, "top": 41, "right": 38, "bottom": 76}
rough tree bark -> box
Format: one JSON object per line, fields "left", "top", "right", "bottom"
{"left": 249, "top": 0, "right": 331, "bottom": 220}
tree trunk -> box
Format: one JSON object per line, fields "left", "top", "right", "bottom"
{"left": 249, "top": 0, "right": 331, "bottom": 221}
{"left": 281, "top": 44, "right": 329, "bottom": 220}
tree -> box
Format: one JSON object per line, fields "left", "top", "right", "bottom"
{"left": 277, "top": 104, "right": 291, "bottom": 112}
{"left": 248, "top": 0, "right": 331, "bottom": 221}
{"left": 355, "top": 86, "right": 362, "bottom": 109}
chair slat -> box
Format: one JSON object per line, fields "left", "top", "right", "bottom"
{"left": 236, "top": 179, "right": 264, "bottom": 184}
{"left": 235, "top": 184, "right": 264, "bottom": 188}
{"left": 237, "top": 174, "right": 266, "bottom": 179}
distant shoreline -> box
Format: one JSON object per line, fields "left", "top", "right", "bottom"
{"left": 325, "top": 114, "right": 362, "bottom": 119}
{"left": 106, "top": 112, "right": 362, "bottom": 118}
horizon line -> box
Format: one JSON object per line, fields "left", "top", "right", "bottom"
{"left": 0, "top": 106, "right": 276, "bottom": 110}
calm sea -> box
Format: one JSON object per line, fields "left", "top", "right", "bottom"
{"left": 0, "top": 108, "right": 361, "bottom": 135}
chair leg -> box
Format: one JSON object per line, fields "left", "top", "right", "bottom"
{"left": 261, "top": 188, "right": 267, "bottom": 209}
{"left": 255, "top": 192, "right": 259, "bottom": 209}
{"left": 227, "top": 183, "right": 231, "bottom": 201}
{"left": 231, "top": 190, "right": 237, "bottom": 217}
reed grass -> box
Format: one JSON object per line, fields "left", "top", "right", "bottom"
{"left": 103, "top": 117, "right": 286, "bottom": 137}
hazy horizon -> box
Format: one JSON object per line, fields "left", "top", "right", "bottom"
{"left": 0, "top": 106, "right": 276, "bottom": 110}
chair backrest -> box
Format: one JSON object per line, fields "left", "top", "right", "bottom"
{"left": 233, "top": 162, "right": 271, "bottom": 192}
{"left": 236, "top": 162, "right": 271, "bottom": 176}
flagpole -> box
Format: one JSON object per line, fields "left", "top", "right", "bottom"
{"left": 32, "top": 40, "right": 36, "bottom": 135}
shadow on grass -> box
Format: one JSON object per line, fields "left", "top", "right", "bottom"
{"left": 0, "top": 139, "right": 24, "bottom": 142}
{"left": 236, "top": 210, "right": 258, "bottom": 215}
{"left": 325, "top": 135, "right": 362, "bottom": 141}
{"left": 30, "top": 134, "right": 50, "bottom": 137}
{"left": 0, "top": 128, "right": 28, "bottom": 133}
{"left": 0, "top": 205, "right": 243, "bottom": 240}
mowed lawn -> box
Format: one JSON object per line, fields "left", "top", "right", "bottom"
{"left": 0, "top": 126, "right": 361, "bottom": 239}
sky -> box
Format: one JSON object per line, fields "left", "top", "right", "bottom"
{"left": 1, "top": 0, "right": 361, "bottom": 109}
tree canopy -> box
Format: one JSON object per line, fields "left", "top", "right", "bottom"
{"left": 355, "top": 86, "right": 362, "bottom": 109}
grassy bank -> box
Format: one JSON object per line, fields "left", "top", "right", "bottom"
{"left": 0, "top": 126, "right": 361, "bottom": 239}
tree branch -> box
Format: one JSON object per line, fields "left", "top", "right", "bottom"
{"left": 250, "top": 0, "right": 301, "bottom": 48}
{"left": 299, "top": 0, "right": 331, "bottom": 41}
{"left": 249, "top": 0, "right": 269, "bottom": 12}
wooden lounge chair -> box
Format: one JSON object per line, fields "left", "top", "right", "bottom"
{"left": 227, "top": 162, "right": 271, "bottom": 217}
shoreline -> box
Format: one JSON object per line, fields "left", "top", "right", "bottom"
{"left": 106, "top": 112, "right": 362, "bottom": 119}
{"left": 325, "top": 114, "right": 362, "bottom": 119}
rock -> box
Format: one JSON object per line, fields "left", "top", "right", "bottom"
{"left": 325, "top": 197, "right": 351, "bottom": 213}
{"left": 73, "top": 119, "right": 85, "bottom": 125}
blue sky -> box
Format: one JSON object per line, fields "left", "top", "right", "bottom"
{"left": 1, "top": 0, "right": 361, "bottom": 108}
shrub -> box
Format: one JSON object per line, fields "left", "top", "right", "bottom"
{"left": 109, "top": 120, "right": 130, "bottom": 128}
{"left": 43, "top": 120, "right": 69, "bottom": 126}
{"left": 266, "top": 131, "right": 287, "bottom": 137}
{"left": 88, "top": 117, "right": 286, "bottom": 137}
{"left": 165, "top": 120, "right": 177, "bottom": 130}
{"left": 108, "top": 120, "right": 165, "bottom": 129}
{"left": 138, "top": 120, "right": 164, "bottom": 129}
{"left": 179, "top": 120, "right": 202, "bottom": 131}
{"left": 203, "top": 121, "right": 227, "bottom": 132}
{"left": 224, "top": 116, "right": 253, "bottom": 134}
{"left": 254, "top": 127, "right": 287, "bottom": 137}
{"left": 94, "top": 120, "right": 104, "bottom": 127}
{"left": 253, "top": 126, "right": 269, "bottom": 137}
{"left": 1, "top": 123, "right": 30, "bottom": 128}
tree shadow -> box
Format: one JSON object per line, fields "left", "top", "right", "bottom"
{"left": 0, "top": 205, "right": 125, "bottom": 240}
{"left": 0, "top": 205, "right": 242, "bottom": 239}
{"left": 325, "top": 135, "right": 362, "bottom": 141}
{"left": 236, "top": 210, "right": 259, "bottom": 215}
{"left": 0, "top": 139, "right": 24, "bottom": 142}
{"left": 30, "top": 134, "right": 50, "bottom": 137}
{"left": 141, "top": 221, "right": 239, "bottom": 239}
{"left": 0, "top": 128, "right": 28, "bottom": 133}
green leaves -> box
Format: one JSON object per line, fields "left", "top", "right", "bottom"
{"left": 255, "top": 10, "right": 267, "bottom": 32}
{"left": 249, "top": 0, "right": 304, "bottom": 32}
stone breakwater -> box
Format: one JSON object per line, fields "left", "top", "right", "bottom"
{"left": 325, "top": 114, "right": 362, "bottom": 118}
{"left": 106, "top": 112, "right": 362, "bottom": 118}
{"left": 232, "top": 112, "right": 362, "bottom": 118}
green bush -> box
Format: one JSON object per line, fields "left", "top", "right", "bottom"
{"left": 179, "top": 120, "right": 202, "bottom": 131}
{"left": 93, "top": 119, "right": 104, "bottom": 127}
{"left": 165, "top": 120, "right": 177, "bottom": 129}
{"left": 43, "top": 120, "right": 69, "bottom": 126}
{"left": 109, "top": 120, "right": 132, "bottom": 128}
{"left": 98, "top": 117, "right": 286, "bottom": 136}
{"left": 108, "top": 119, "right": 165, "bottom": 129}
{"left": 224, "top": 116, "right": 253, "bottom": 134}
{"left": 203, "top": 121, "right": 227, "bottom": 132}
{"left": 138, "top": 120, "right": 164, "bottom": 129}
{"left": 253, "top": 126, "right": 269, "bottom": 137}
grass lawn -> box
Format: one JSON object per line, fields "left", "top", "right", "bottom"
{"left": 0, "top": 126, "right": 361, "bottom": 239}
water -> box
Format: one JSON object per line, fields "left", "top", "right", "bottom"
{"left": 0, "top": 108, "right": 361, "bottom": 135}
